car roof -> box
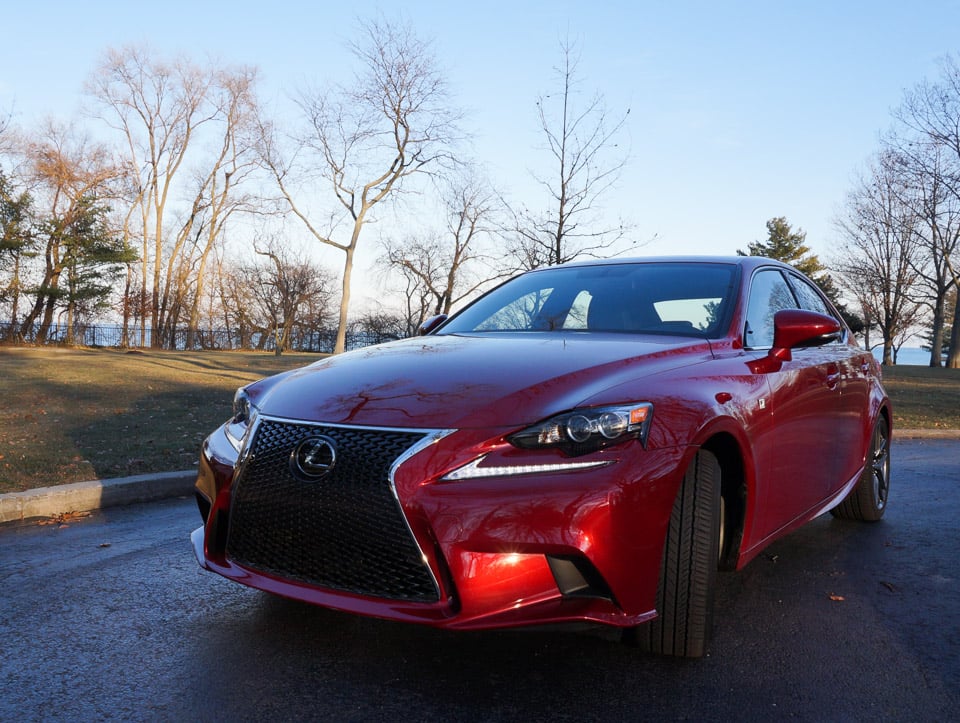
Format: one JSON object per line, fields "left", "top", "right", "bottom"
{"left": 543, "top": 255, "right": 794, "bottom": 274}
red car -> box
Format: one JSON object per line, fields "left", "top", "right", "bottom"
{"left": 191, "top": 256, "right": 890, "bottom": 657}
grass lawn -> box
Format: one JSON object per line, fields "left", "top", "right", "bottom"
{"left": 881, "top": 364, "right": 960, "bottom": 431}
{"left": 0, "top": 347, "right": 321, "bottom": 493}
{"left": 0, "top": 346, "right": 957, "bottom": 493}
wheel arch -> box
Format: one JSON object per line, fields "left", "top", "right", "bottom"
{"left": 879, "top": 400, "right": 892, "bottom": 433}
{"left": 699, "top": 430, "right": 749, "bottom": 571}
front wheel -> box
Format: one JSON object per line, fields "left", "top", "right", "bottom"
{"left": 831, "top": 415, "right": 890, "bottom": 522}
{"left": 625, "top": 449, "right": 721, "bottom": 658}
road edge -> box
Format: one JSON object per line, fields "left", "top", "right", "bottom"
{"left": 0, "top": 469, "right": 196, "bottom": 525}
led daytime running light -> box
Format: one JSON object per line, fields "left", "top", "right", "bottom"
{"left": 443, "top": 455, "right": 612, "bottom": 480}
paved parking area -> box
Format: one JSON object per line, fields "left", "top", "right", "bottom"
{"left": 1, "top": 439, "right": 957, "bottom": 721}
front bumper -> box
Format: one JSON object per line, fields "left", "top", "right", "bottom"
{"left": 192, "top": 418, "right": 690, "bottom": 630}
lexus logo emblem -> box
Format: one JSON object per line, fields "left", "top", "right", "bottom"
{"left": 290, "top": 435, "right": 337, "bottom": 481}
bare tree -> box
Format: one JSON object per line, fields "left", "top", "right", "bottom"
{"left": 179, "top": 67, "right": 262, "bottom": 349}
{"left": 257, "top": 17, "right": 460, "bottom": 354}
{"left": 349, "top": 311, "right": 407, "bottom": 344}
{"left": 884, "top": 141, "right": 960, "bottom": 365}
{"left": 215, "top": 251, "right": 260, "bottom": 349}
{"left": 896, "top": 55, "right": 960, "bottom": 194}
{"left": 87, "top": 47, "right": 261, "bottom": 349}
{"left": 380, "top": 253, "right": 436, "bottom": 336}
{"left": 87, "top": 46, "right": 213, "bottom": 346}
{"left": 0, "top": 106, "right": 12, "bottom": 153}
{"left": 834, "top": 151, "right": 925, "bottom": 364}
{"left": 249, "top": 240, "right": 334, "bottom": 355}
{"left": 381, "top": 170, "right": 504, "bottom": 325}
{"left": 893, "top": 54, "right": 960, "bottom": 367}
{"left": 509, "top": 37, "right": 633, "bottom": 269}
{"left": 14, "top": 121, "right": 126, "bottom": 343}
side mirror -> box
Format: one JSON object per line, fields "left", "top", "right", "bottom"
{"left": 769, "top": 309, "right": 842, "bottom": 362}
{"left": 418, "top": 314, "right": 448, "bottom": 336}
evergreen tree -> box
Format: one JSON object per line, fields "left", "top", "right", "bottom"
{"left": 20, "top": 194, "right": 135, "bottom": 344}
{"left": 740, "top": 217, "right": 864, "bottom": 333}
{"left": 58, "top": 196, "right": 137, "bottom": 344}
{"left": 0, "top": 171, "right": 36, "bottom": 337}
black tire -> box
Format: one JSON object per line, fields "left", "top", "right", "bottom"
{"left": 625, "top": 449, "right": 721, "bottom": 658}
{"left": 831, "top": 415, "right": 890, "bottom": 522}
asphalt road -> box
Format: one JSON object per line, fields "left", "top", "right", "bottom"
{"left": 1, "top": 439, "right": 958, "bottom": 722}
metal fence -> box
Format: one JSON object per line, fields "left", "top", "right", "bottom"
{"left": 0, "top": 322, "right": 400, "bottom": 353}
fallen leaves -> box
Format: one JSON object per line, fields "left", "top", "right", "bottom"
{"left": 38, "top": 510, "right": 92, "bottom": 527}
{"left": 828, "top": 580, "right": 899, "bottom": 601}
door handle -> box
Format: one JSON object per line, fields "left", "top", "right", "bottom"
{"left": 826, "top": 367, "right": 841, "bottom": 390}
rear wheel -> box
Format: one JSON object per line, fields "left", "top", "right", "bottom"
{"left": 831, "top": 415, "right": 890, "bottom": 522}
{"left": 625, "top": 449, "right": 721, "bottom": 658}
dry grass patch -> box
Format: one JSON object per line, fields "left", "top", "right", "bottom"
{"left": 0, "top": 347, "right": 321, "bottom": 493}
{"left": 882, "top": 364, "right": 960, "bottom": 431}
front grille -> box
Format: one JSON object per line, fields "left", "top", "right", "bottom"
{"left": 225, "top": 419, "right": 440, "bottom": 603}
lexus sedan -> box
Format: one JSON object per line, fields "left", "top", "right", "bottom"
{"left": 191, "top": 256, "right": 890, "bottom": 657}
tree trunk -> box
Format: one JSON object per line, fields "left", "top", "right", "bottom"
{"left": 20, "top": 247, "right": 63, "bottom": 342}
{"left": 186, "top": 298, "right": 205, "bottom": 350}
{"left": 140, "top": 242, "right": 147, "bottom": 348}
{"left": 38, "top": 294, "right": 58, "bottom": 343}
{"left": 9, "top": 253, "right": 23, "bottom": 342}
{"left": 334, "top": 244, "right": 356, "bottom": 355}
{"left": 929, "top": 295, "right": 945, "bottom": 367}
{"left": 120, "top": 264, "right": 132, "bottom": 348}
{"left": 882, "top": 338, "right": 894, "bottom": 366}
{"left": 151, "top": 206, "right": 164, "bottom": 348}
{"left": 186, "top": 236, "right": 217, "bottom": 350}
{"left": 19, "top": 293, "right": 45, "bottom": 341}
{"left": 948, "top": 292, "right": 960, "bottom": 369}
{"left": 66, "top": 300, "right": 75, "bottom": 346}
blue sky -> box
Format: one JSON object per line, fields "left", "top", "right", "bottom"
{"left": 3, "top": 1, "right": 959, "bottom": 302}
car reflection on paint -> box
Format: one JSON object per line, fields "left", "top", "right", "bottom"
{"left": 191, "top": 256, "right": 890, "bottom": 657}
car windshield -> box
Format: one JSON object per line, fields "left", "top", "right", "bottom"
{"left": 440, "top": 262, "right": 737, "bottom": 337}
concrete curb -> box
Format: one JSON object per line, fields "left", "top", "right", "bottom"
{"left": 0, "top": 469, "right": 196, "bottom": 525}
{"left": 1, "top": 428, "right": 958, "bottom": 526}
{"left": 894, "top": 428, "right": 960, "bottom": 439}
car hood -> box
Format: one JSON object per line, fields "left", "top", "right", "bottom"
{"left": 249, "top": 333, "right": 714, "bottom": 429}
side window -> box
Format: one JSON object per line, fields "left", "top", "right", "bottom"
{"left": 563, "top": 290, "right": 592, "bottom": 329}
{"left": 789, "top": 275, "right": 831, "bottom": 316}
{"left": 744, "top": 270, "right": 797, "bottom": 348}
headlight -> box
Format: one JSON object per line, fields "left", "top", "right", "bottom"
{"left": 232, "top": 388, "right": 254, "bottom": 423}
{"left": 508, "top": 403, "right": 653, "bottom": 456}
{"left": 225, "top": 388, "right": 258, "bottom": 452}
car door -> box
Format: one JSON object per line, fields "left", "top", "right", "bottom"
{"left": 743, "top": 268, "right": 841, "bottom": 541}
{"left": 785, "top": 272, "right": 869, "bottom": 493}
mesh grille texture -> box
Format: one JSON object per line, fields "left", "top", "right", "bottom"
{"left": 225, "top": 419, "right": 440, "bottom": 603}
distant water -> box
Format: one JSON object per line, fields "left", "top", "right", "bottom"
{"left": 872, "top": 347, "right": 934, "bottom": 366}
